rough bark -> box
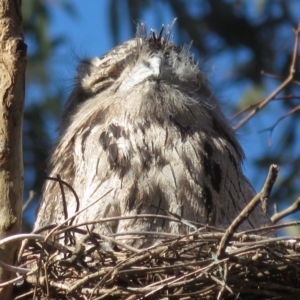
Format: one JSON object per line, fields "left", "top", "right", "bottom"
{"left": 0, "top": 0, "right": 26, "bottom": 298}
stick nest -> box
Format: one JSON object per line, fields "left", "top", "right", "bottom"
{"left": 12, "top": 223, "right": 300, "bottom": 300}
{"left": 9, "top": 165, "right": 300, "bottom": 299}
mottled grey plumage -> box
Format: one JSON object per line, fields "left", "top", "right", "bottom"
{"left": 34, "top": 22, "right": 271, "bottom": 247}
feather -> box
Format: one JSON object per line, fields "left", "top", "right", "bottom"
{"left": 35, "top": 21, "right": 272, "bottom": 248}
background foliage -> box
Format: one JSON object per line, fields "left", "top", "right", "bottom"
{"left": 22, "top": 0, "right": 300, "bottom": 232}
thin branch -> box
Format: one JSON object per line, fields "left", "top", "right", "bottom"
{"left": 258, "top": 104, "right": 300, "bottom": 138}
{"left": 260, "top": 71, "right": 282, "bottom": 79}
{"left": 22, "top": 190, "right": 36, "bottom": 213}
{"left": 230, "top": 100, "right": 261, "bottom": 121}
{"left": 233, "top": 23, "right": 300, "bottom": 130}
{"left": 217, "top": 164, "right": 279, "bottom": 258}
{"left": 46, "top": 176, "right": 80, "bottom": 225}
{"left": 230, "top": 95, "right": 300, "bottom": 122}
{"left": 271, "top": 197, "right": 300, "bottom": 223}
{"left": 57, "top": 175, "right": 69, "bottom": 221}
{"left": 43, "top": 189, "right": 113, "bottom": 244}
{"left": 261, "top": 165, "right": 280, "bottom": 214}
{"left": 0, "top": 233, "right": 71, "bottom": 274}
{"left": 238, "top": 220, "right": 300, "bottom": 235}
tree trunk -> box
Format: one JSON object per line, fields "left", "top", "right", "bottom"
{"left": 0, "top": 0, "right": 26, "bottom": 298}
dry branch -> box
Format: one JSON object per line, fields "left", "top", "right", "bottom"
{"left": 233, "top": 23, "right": 300, "bottom": 130}
{"left": 271, "top": 197, "right": 300, "bottom": 224}
{"left": 217, "top": 164, "right": 279, "bottom": 258}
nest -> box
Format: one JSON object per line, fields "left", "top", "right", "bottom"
{"left": 6, "top": 165, "right": 300, "bottom": 299}
{"left": 7, "top": 220, "right": 300, "bottom": 300}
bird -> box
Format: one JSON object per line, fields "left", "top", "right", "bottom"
{"left": 34, "top": 21, "right": 272, "bottom": 248}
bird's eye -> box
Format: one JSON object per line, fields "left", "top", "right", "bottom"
{"left": 164, "top": 51, "right": 170, "bottom": 59}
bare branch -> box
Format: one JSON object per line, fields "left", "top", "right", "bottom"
{"left": 230, "top": 95, "right": 300, "bottom": 122}
{"left": 22, "top": 190, "right": 36, "bottom": 213}
{"left": 258, "top": 105, "right": 300, "bottom": 143}
{"left": 233, "top": 23, "right": 300, "bottom": 130}
{"left": 217, "top": 164, "right": 279, "bottom": 258}
{"left": 271, "top": 197, "right": 300, "bottom": 224}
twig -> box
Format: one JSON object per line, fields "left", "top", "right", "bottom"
{"left": 271, "top": 197, "right": 300, "bottom": 223}
{"left": 22, "top": 190, "right": 36, "bottom": 213}
{"left": 95, "top": 233, "right": 140, "bottom": 253}
{"left": 41, "top": 188, "right": 140, "bottom": 254}
{"left": 230, "top": 95, "right": 300, "bottom": 122}
{"left": 261, "top": 165, "right": 280, "bottom": 214}
{"left": 143, "top": 275, "right": 176, "bottom": 298}
{"left": 233, "top": 23, "right": 300, "bottom": 130}
{"left": 217, "top": 262, "right": 229, "bottom": 300}
{"left": 209, "top": 272, "right": 234, "bottom": 298}
{"left": 259, "top": 104, "right": 300, "bottom": 133}
{"left": 217, "top": 164, "right": 279, "bottom": 258}
{"left": 260, "top": 71, "right": 282, "bottom": 79}
{"left": 13, "top": 290, "right": 34, "bottom": 299}
{"left": 43, "top": 189, "right": 113, "bottom": 243}
{"left": 238, "top": 220, "right": 300, "bottom": 236}
{"left": 56, "top": 214, "right": 184, "bottom": 234}
{"left": 46, "top": 176, "right": 80, "bottom": 226}
{"left": 57, "top": 175, "right": 69, "bottom": 221}
{"left": 0, "top": 274, "right": 24, "bottom": 288}
{"left": 56, "top": 175, "right": 76, "bottom": 245}
{"left": 0, "top": 233, "right": 71, "bottom": 274}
